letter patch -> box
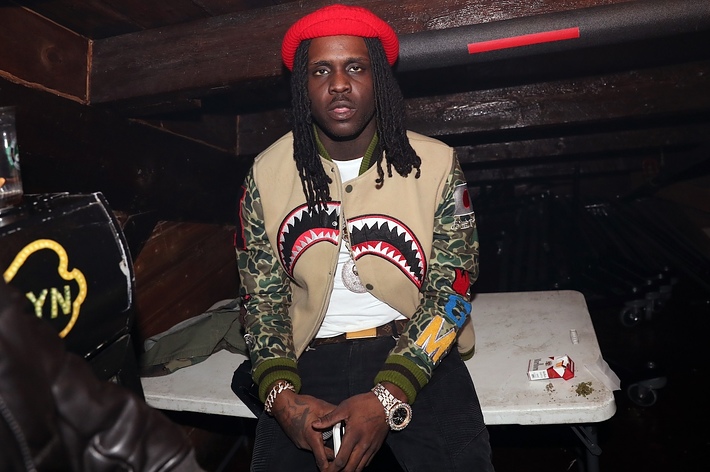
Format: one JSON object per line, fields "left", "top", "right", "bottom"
{"left": 444, "top": 294, "right": 471, "bottom": 329}
{"left": 415, "top": 316, "right": 457, "bottom": 364}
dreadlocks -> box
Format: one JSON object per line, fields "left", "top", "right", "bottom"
{"left": 289, "top": 37, "right": 421, "bottom": 212}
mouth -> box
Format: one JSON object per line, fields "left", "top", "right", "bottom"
{"left": 328, "top": 100, "right": 355, "bottom": 121}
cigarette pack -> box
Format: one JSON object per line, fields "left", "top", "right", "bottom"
{"left": 527, "top": 355, "right": 575, "bottom": 381}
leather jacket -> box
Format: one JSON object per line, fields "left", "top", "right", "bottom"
{"left": 0, "top": 281, "right": 204, "bottom": 472}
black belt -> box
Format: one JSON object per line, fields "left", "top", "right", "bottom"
{"left": 309, "top": 319, "right": 407, "bottom": 347}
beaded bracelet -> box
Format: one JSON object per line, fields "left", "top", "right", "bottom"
{"left": 264, "top": 380, "right": 295, "bottom": 415}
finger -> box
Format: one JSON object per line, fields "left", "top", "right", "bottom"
{"left": 341, "top": 429, "right": 384, "bottom": 472}
{"left": 312, "top": 410, "right": 339, "bottom": 429}
{"left": 331, "top": 434, "right": 356, "bottom": 471}
{"left": 342, "top": 440, "right": 377, "bottom": 472}
{"left": 311, "top": 434, "right": 333, "bottom": 471}
{"left": 340, "top": 448, "right": 368, "bottom": 472}
{"left": 358, "top": 446, "right": 378, "bottom": 471}
{"left": 363, "top": 449, "right": 376, "bottom": 468}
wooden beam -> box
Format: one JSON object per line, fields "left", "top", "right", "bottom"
{"left": 89, "top": 0, "right": 630, "bottom": 103}
{"left": 232, "top": 60, "right": 710, "bottom": 159}
{"left": 136, "top": 112, "right": 239, "bottom": 154}
{"left": 405, "top": 60, "right": 710, "bottom": 140}
{"left": 464, "top": 155, "right": 649, "bottom": 185}
{"left": 0, "top": 4, "right": 89, "bottom": 102}
{"left": 455, "top": 123, "right": 710, "bottom": 165}
{"left": 462, "top": 139, "right": 710, "bottom": 197}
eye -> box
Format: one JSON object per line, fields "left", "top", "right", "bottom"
{"left": 312, "top": 67, "right": 329, "bottom": 76}
{"left": 348, "top": 64, "right": 364, "bottom": 73}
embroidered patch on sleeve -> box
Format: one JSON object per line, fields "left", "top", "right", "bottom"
{"left": 452, "top": 267, "right": 470, "bottom": 296}
{"left": 454, "top": 183, "right": 474, "bottom": 217}
{"left": 444, "top": 294, "right": 471, "bottom": 329}
{"left": 452, "top": 183, "right": 476, "bottom": 231}
{"left": 415, "top": 315, "right": 457, "bottom": 364}
{"left": 446, "top": 267, "right": 473, "bottom": 327}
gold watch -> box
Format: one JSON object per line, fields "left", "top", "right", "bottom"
{"left": 372, "top": 383, "right": 413, "bottom": 431}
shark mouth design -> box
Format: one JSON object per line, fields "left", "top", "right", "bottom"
{"left": 348, "top": 215, "right": 426, "bottom": 289}
{"left": 278, "top": 202, "right": 340, "bottom": 277}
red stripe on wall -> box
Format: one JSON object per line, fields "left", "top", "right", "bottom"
{"left": 467, "top": 27, "right": 581, "bottom": 54}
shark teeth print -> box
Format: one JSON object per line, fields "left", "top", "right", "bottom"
{"left": 348, "top": 215, "right": 425, "bottom": 288}
{"left": 278, "top": 203, "right": 340, "bottom": 277}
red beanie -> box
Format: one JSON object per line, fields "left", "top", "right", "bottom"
{"left": 281, "top": 4, "right": 399, "bottom": 71}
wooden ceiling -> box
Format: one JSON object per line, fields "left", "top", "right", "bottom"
{"left": 2, "top": 0, "right": 710, "bottom": 224}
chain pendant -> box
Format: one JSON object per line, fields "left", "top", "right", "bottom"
{"left": 342, "top": 258, "right": 367, "bottom": 293}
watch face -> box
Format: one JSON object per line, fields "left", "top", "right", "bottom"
{"left": 388, "top": 404, "right": 412, "bottom": 431}
{"left": 392, "top": 407, "right": 408, "bottom": 425}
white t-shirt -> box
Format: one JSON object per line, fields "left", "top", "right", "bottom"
{"left": 316, "top": 157, "right": 404, "bottom": 338}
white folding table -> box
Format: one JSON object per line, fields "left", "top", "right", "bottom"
{"left": 142, "top": 290, "right": 617, "bottom": 471}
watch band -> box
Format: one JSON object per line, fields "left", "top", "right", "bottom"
{"left": 372, "top": 383, "right": 401, "bottom": 412}
{"left": 372, "top": 383, "right": 412, "bottom": 431}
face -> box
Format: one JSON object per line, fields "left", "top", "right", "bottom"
{"left": 307, "top": 35, "right": 376, "bottom": 143}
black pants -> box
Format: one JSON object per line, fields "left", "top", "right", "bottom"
{"left": 250, "top": 336, "right": 494, "bottom": 472}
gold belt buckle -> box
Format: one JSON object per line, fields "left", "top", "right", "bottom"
{"left": 345, "top": 327, "right": 378, "bottom": 340}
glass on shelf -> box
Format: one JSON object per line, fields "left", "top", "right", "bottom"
{"left": 0, "top": 106, "right": 22, "bottom": 209}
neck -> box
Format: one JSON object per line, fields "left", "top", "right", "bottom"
{"left": 315, "top": 127, "right": 380, "bottom": 176}
{"left": 315, "top": 122, "right": 377, "bottom": 161}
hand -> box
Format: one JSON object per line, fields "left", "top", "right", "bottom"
{"left": 311, "top": 390, "right": 391, "bottom": 472}
{"left": 270, "top": 389, "right": 337, "bottom": 471}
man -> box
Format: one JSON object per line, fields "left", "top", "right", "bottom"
{"left": 235, "top": 4, "right": 494, "bottom": 471}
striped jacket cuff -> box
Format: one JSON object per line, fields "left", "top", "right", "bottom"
{"left": 458, "top": 344, "right": 476, "bottom": 361}
{"left": 252, "top": 358, "right": 301, "bottom": 403}
{"left": 374, "top": 355, "right": 429, "bottom": 404}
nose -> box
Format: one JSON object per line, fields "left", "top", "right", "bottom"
{"left": 329, "top": 70, "right": 351, "bottom": 94}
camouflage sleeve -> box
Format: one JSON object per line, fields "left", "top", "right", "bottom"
{"left": 374, "top": 156, "right": 479, "bottom": 403}
{"left": 236, "top": 169, "right": 301, "bottom": 402}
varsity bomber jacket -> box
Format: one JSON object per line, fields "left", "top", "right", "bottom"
{"left": 236, "top": 131, "right": 479, "bottom": 404}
